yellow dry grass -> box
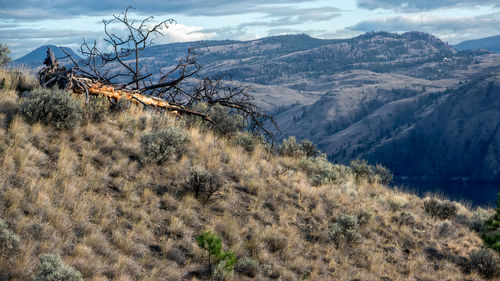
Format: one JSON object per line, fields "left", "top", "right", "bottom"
{"left": 0, "top": 71, "right": 496, "bottom": 280}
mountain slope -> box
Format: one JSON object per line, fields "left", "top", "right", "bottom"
{"left": 0, "top": 69, "right": 495, "bottom": 280}
{"left": 363, "top": 75, "right": 500, "bottom": 181}
{"left": 455, "top": 35, "right": 500, "bottom": 53}
{"left": 13, "top": 45, "right": 81, "bottom": 67}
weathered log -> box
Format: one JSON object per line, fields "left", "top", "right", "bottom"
{"left": 38, "top": 47, "right": 211, "bottom": 122}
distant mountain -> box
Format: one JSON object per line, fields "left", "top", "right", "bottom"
{"left": 13, "top": 45, "right": 81, "bottom": 67}
{"left": 454, "top": 35, "right": 500, "bottom": 53}
{"left": 133, "top": 32, "right": 472, "bottom": 84}
{"left": 18, "top": 32, "right": 500, "bottom": 182}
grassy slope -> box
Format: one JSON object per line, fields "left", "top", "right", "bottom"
{"left": 0, "top": 68, "right": 494, "bottom": 281}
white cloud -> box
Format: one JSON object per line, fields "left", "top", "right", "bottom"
{"left": 156, "top": 23, "right": 216, "bottom": 43}
{"left": 348, "top": 13, "right": 500, "bottom": 44}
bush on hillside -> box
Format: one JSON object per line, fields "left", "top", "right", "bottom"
{"left": 234, "top": 257, "right": 259, "bottom": 277}
{"left": 423, "top": 199, "right": 458, "bottom": 220}
{"left": 350, "top": 159, "right": 393, "bottom": 184}
{"left": 0, "top": 68, "right": 38, "bottom": 92}
{"left": 467, "top": 248, "right": 500, "bottom": 278}
{"left": 278, "top": 136, "right": 320, "bottom": 158}
{"left": 483, "top": 190, "right": 500, "bottom": 253}
{"left": 298, "top": 156, "right": 351, "bottom": 186}
{"left": 196, "top": 230, "right": 237, "bottom": 272}
{"left": 233, "top": 132, "right": 265, "bottom": 153}
{"left": 140, "top": 126, "right": 190, "bottom": 164}
{"left": 186, "top": 166, "right": 223, "bottom": 203}
{"left": 83, "top": 95, "right": 107, "bottom": 123}
{"left": 0, "top": 218, "right": 20, "bottom": 258}
{"left": 327, "top": 214, "right": 362, "bottom": 247}
{"left": 34, "top": 254, "right": 83, "bottom": 281}
{"left": 20, "top": 88, "right": 83, "bottom": 130}
{"left": 186, "top": 103, "right": 245, "bottom": 136}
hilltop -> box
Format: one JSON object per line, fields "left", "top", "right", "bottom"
{"left": 0, "top": 66, "right": 498, "bottom": 280}
{"left": 455, "top": 35, "right": 500, "bottom": 53}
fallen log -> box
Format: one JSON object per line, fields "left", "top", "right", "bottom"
{"left": 38, "top": 47, "right": 211, "bottom": 122}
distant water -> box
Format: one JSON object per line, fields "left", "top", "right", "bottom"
{"left": 392, "top": 179, "right": 499, "bottom": 208}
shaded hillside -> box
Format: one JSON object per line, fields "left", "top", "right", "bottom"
{"left": 363, "top": 75, "right": 500, "bottom": 182}
{"left": 0, "top": 68, "right": 497, "bottom": 280}
{"left": 275, "top": 70, "right": 500, "bottom": 183}
{"left": 455, "top": 35, "right": 500, "bottom": 53}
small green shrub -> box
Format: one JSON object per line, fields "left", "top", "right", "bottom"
{"left": 196, "top": 230, "right": 237, "bottom": 272}
{"left": 140, "top": 126, "right": 190, "bottom": 164}
{"left": 423, "top": 199, "right": 458, "bottom": 220}
{"left": 83, "top": 95, "right": 107, "bottom": 122}
{"left": 233, "top": 132, "right": 264, "bottom": 153}
{"left": 187, "top": 103, "right": 245, "bottom": 136}
{"left": 350, "top": 159, "right": 393, "bottom": 184}
{"left": 0, "top": 218, "right": 20, "bottom": 257}
{"left": 20, "top": 88, "right": 84, "bottom": 130}
{"left": 234, "top": 257, "right": 259, "bottom": 277}
{"left": 186, "top": 166, "right": 223, "bottom": 203}
{"left": 327, "top": 214, "right": 362, "bottom": 247}
{"left": 298, "top": 156, "right": 351, "bottom": 186}
{"left": 278, "top": 136, "right": 320, "bottom": 158}
{"left": 34, "top": 254, "right": 83, "bottom": 281}
{"left": 467, "top": 249, "right": 500, "bottom": 278}
{"left": 374, "top": 164, "right": 393, "bottom": 184}
{"left": 483, "top": 190, "right": 500, "bottom": 253}
{"left": 357, "top": 209, "right": 373, "bottom": 226}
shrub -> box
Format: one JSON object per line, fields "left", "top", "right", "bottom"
{"left": 483, "top": 189, "right": 500, "bottom": 253}
{"left": 374, "top": 164, "right": 393, "bottom": 185}
{"left": 208, "top": 104, "right": 245, "bottom": 136}
{"left": 0, "top": 68, "right": 38, "bottom": 92}
{"left": 350, "top": 159, "right": 393, "bottom": 184}
{"left": 327, "top": 214, "right": 362, "bottom": 247}
{"left": 278, "top": 136, "right": 320, "bottom": 158}
{"left": 109, "top": 98, "right": 130, "bottom": 114}
{"left": 234, "top": 257, "right": 259, "bottom": 277}
{"left": 187, "top": 103, "right": 244, "bottom": 136}
{"left": 423, "top": 199, "right": 458, "bottom": 220}
{"left": 0, "top": 218, "right": 20, "bottom": 258}
{"left": 437, "top": 220, "right": 457, "bottom": 237}
{"left": 20, "top": 88, "right": 84, "bottom": 130}
{"left": 196, "top": 230, "right": 237, "bottom": 272}
{"left": 0, "top": 43, "right": 10, "bottom": 66}
{"left": 392, "top": 212, "right": 417, "bottom": 227}
{"left": 357, "top": 209, "right": 372, "bottom": 226}
{"left": 263, "top": 232, "right": 287, "bottom": 253}
{"left": 298, "top": 156, "right": 351, "bottom": 186}
{"left": 34, "top": 254, "right": 83, "bottom": 281}
{"left": 186, "top": 166, "right": 223, "bottom": 203}
{"left": 233, "top": 132, "right": 264, "bottom": 153}
{"left": 140, "top": 126, "right": 190, "bottom": 164}
{"left": 83, "top": 95, "right": 107, "bottom": 122}
{"left": 468, "top": 249, "right": 500, "bottom": 278}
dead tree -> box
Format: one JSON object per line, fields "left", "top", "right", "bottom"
{"left": 53, "top": 7, "right": 278, "bottom": 142}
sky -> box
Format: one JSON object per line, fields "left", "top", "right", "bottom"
{"left": 1, "top": 0, "right": 500, "bottom": 59}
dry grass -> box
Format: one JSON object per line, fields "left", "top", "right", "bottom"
{"left": 0, "top": 71, "right": 496, "bottom": 280}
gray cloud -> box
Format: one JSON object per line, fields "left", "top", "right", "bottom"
{"left": 0, "top": 28, "right": 102, "bottom": 58}
{"left": 356, "top": 0, "right": 499, "bottom": 12}
{"left": 0, "top": 0, "right": 323, "bottom": 19}
{"left": 348, "top": 13, "right": 500, "bottom": 44}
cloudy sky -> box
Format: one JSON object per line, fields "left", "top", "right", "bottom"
{"left": 1, "top": 0, "right": 500, "bottom": 58}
